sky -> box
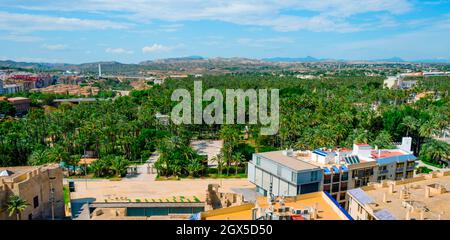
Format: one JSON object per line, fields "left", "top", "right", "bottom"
{"left": 0, "top": 0, "right": 450, "bottom": 64}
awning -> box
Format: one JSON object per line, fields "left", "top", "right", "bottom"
{"left": 332, "top": 165, "right": 340, "bottom": 173}
{"left": 313, "top": 149, "right": 328, "bottom": 157}
{"left": 341, "top": 165, "right": 348, "bottom": 172}
{"left": 323, "top": 167, "right": 331, "bottom": 174}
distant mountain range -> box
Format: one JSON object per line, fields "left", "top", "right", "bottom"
{"left": 1, "top": 56, "right": 449, "bottom": 73}
{"left": 263, "top": 56, "right": 450, "bottom": 63}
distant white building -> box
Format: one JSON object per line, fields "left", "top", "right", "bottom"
{"left": 3, "top": 84, "right": 24, "bottom": 94}
{"left": 384, "top": 74, "right": 418, "bottom": 89}
{"left": 0, "top": 79, "right": 4, "bottom": 95}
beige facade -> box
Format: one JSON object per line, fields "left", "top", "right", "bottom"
{"left": 0, "top": 164, "right": 65, "bottom": 220}
{"left": 347, "top": 170, "right": 450, "bottom": 220}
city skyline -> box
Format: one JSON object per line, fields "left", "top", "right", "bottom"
{"left": 0, "top": 0, "right": 450, "bottom": 63}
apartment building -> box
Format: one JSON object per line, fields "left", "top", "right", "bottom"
{"left": 2, "top": 84, "right": 24, "bottom": 94}
{"left": 347, "top": 171, "right": 450, "bottom": 220}
{"left": 247, "top": 150, "right": 323, "bottom": 197}
{"left": 6, "top": 97, "right": 31, "bottom": 114}
{"left": 0, "top": 164, "right": 65, "bottom": 220}
{"left": 247, "top": 137, "right": 416, "bottom": 207}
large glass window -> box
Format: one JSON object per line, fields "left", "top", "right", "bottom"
{"left": 332, "top": 173, "right": 340, "bottom": 182}
{"left": 310, "top": 171, "right": 319, "bottom": 181}
{"left": 340, "top": 182, "right": 348, "bottom": 191}
{"left": 323, "top": 184, "right": 331, "bottom": 193}
{"left": 324, "top": 174, "right": 331, "bottom": 184}
{"left": 291, "top": 172, "right": 297, "bottom": 182}
{"left": 332, "top": 183, "right": 340, "bottom": 192}
{"left": 341, "top": 172, "right": 348, "bottom": 181}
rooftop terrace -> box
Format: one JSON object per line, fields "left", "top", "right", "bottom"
{"left": 350, "top": 171, "right": 450, "bottom": 220}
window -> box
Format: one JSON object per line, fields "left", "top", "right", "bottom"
{"left": 324, "top": 174, "right": 331, "bottom": 184}
{"left": 396, "top": 163, "right": 405, "bottom": 168}
{"left": 256, "top": 157, "right": 261, "bottom": 166}
{"left": 340, "top": 192, "right": 346, "bottom": 201}
{"left": 340, "top": 182, "right": 348, "bottom": 191}
{"left": 310, "top": 171, "right": 319, "bottom": 181}
{"left": 323, "top": 184, "right": 331, "bottom": 193}
{"left": 341, "top": 172, "right": 348, "bottom": 181}
{"left": 299, "top": 182, "right": 320, "bottom": 194}
{"left": 28, "top": 214, "right": 33, "bottom": 220}
{"left": 291, "top": 172, "right": 297, "bottom": 182}
{"left": 332, "top": 183, "right": 340, "bottom": 193}
{"left": 332, "top": 173, "right": 340, "bottom": 182}
{"left": 33, "top": 196, "right": 39, "bottom": 208}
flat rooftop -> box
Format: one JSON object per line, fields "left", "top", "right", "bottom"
{"left": 256, "top": 151, "right": 320, "bottom": 171}
{"left": 351, "top": 171, "right": 450, "bottom": 220}
{"left": 201, "top": 192, "right": 350, "bottom": 220}
{"left": 0, "top": 166, "right": 39, "bottom": 179}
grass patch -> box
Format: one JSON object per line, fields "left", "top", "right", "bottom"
{"left": 421, "top": 159, "right": 445, "bottom": 168}
{"left": 63, "top": 185, "right": 70, "bottom": 205}
{"left": 416, "top": 166, "right": 433, "bottom": 174}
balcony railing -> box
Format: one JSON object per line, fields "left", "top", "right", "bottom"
{"left": 396, "top": 168, "right": 404, "bottom": 172}
{"left": 380, "top": 169, "right": 389, "bottom": 174}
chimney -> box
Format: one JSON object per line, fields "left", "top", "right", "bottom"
{"left": 420, "top": 210, "right": 425, "bottom": 220}
{"left": 383, "top": 193, "right": 387, "bottom": 203}
{"left": 399, "top": 137, "right": 412, "bottom": 152}
{"left": 425, "top": 187, "right": 431, "bottom": 198}
{"left": 389, "top": 184, "right": 395, "bottom": 194}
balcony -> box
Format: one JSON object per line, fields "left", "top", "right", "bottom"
{"left": 380, "top": 169, "right": 389, "bottom": 174}
{"left": 396, "top": 168, "right": 404, "bottom": 172}
{"left": 406, "top": 166, "right": 415, "bottom": 171}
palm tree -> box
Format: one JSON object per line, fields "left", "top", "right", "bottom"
{"left": 6, "top": 195, "right": 29, "bottom": 220}
{"left": 402, "top": 116, "right": 419, "bottom": 137}
{"left": 232, "top": 152, "right": 245, "bottom": 175}
{"left": 27, "top": 149, "right": 50, "bottom": 165}
{"left": 110, "top": 156, "right": 129, "bottom": 177}
{"left": 420, "top": 139, "right": 450, "bottom": 165}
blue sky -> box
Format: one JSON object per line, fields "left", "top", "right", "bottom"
{"left": 0, "top": 0, "right": 450, "bottom": 63}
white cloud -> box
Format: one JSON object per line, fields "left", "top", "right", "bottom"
{"left": 105, "top": 47, "right": 133, "bottom": 54}
{"left": 0, "top": 11, "right": 129, "bottom": 33}
{"left": 0, "top": 0, "right": 414, "bottom": 32}
{"left": 42, "top": 44, "right": 67, "bottom": 50}
{"left": 142, "top": 44, "right": 172, "bottom": 53}
{"left": 159, "top": 23, "right": 184, "bottom": 32}
{"left": 237, "top": 36, "right": 294, "bottom": 47}
{"left": 0, "top": 34, "right": 43, "bottom": 42}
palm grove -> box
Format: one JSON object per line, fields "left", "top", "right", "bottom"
{"left": 0, "top": 74, "right": 449, "bottom": 178}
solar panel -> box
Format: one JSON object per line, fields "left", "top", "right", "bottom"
{"left": 348, "top": 188, "right": 374, "bottom": 205}
{"left": 374, "top": 209, "right": 396, "bottom": 220}
{"left": 344, "top": 155, "right": 360, "bottom": 164}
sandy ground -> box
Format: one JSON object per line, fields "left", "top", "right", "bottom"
{"left": 69, "top": 165, "right": 255, "bottom": 203}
